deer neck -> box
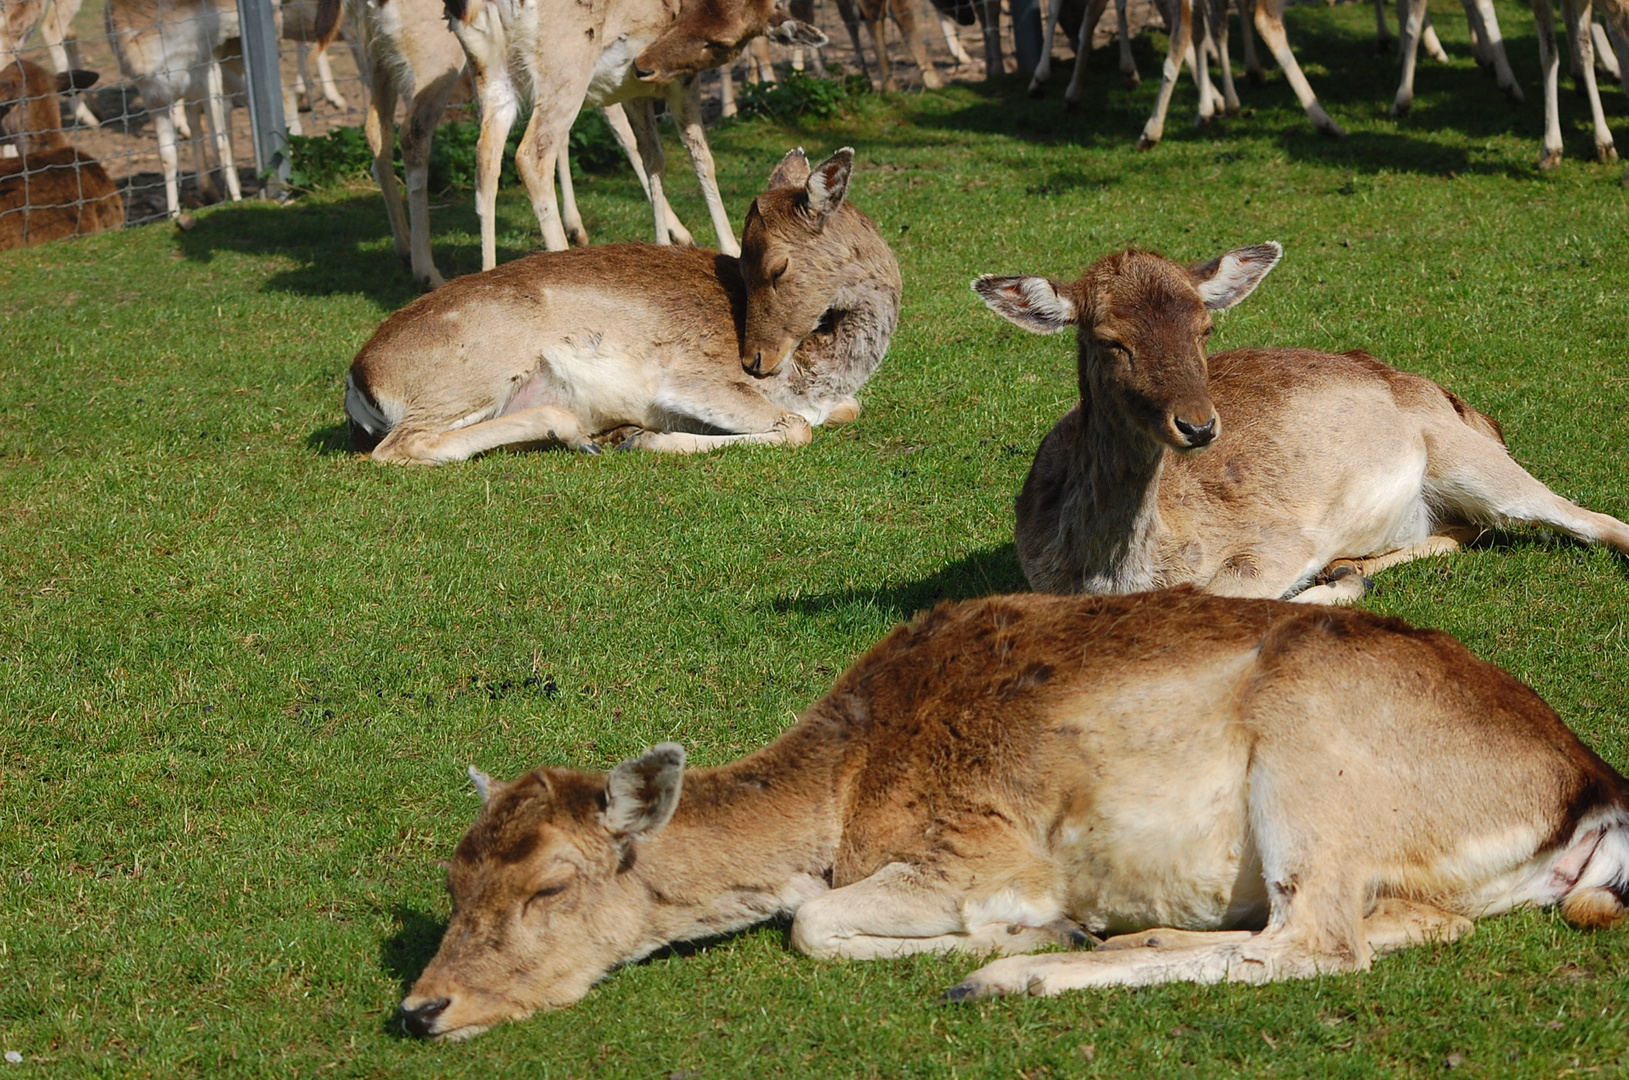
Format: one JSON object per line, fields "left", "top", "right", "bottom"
{"left": 618, "top": 721, "right": 845, "bottom": 951}
{"left": 1070, "top": 348, "right": 1168, "bottom": 593}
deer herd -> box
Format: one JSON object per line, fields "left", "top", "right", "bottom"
{"left": 1, "top": 0, "right": 1627, "bottom": 1050}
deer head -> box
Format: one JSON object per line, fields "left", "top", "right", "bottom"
{"left": 738, "top": 147, "right": 856, "bottom": 377}
{"left": 399, "top": 747, "right": 687, "bottom": 1040}
{"left": 974, "top": 243, "right": 1282, "bottom": 451}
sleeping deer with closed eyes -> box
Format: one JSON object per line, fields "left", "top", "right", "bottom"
{"left": 975, "top": 243, "right": 1629, "bottom": 603}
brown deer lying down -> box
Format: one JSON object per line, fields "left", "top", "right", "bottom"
{"left": 345, "top": 148, "right": 900, "bottom": 463}
{"left": 0, "top": 60, "right": 124, "bottom": 250}
{"left": 398, "top": 589, "right": 1629, "bottom": 1038}
{"left": 975, "top": 244, "right": 1629, "bottom": 603}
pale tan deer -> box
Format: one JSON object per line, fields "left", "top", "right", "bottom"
{"left": 0, "top": 58, "right": 123, "bottom": 247}
{"left": 345, "top": 148, "right": 899, "bottom": 463}
{"left": 974, "top": 243, "right": 1629, "bottom": 602}
{"left": 312, "top": 0, "right": 467, "bottom": 289}
{"left": 396, "top": 589, "right": 1629, "bottom": 1038}
{"left": 106, "top": 0, "right": 259, "bottom": 218}
{"left": 448, "top": 0, "right": 820, "bottom": 268}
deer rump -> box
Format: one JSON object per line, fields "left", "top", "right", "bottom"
{"left": 348, "top": 244, "right": 830, "bottom": 461}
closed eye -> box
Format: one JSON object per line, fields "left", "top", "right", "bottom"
{"left": 525, "top": 883, "right": 570, "bottom": 912}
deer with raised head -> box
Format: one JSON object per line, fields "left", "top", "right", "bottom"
{"left": 973, "top": 243, "right": 1629, "bottom": 602}
{"left": 0, "top": 58, "right": 123, "bottom": 248}
{"left": 396, "top": 588, "right": 1629, "bottom": 1038}
{"left": 345, "top": 148, "right": 899, "bottom": 463}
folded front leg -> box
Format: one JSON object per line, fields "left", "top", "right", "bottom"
{"left": 789, "top": 862, "right": 1083, "bottom": 960}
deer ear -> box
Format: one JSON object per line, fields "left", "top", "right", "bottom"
{"left": 1189, "top": 242, "right": 1282, "bottom": 311}
{"left": 972, "top": 275, "right": 1079, "bottom": 334}
{"left": 767, "top": 18, "right": 828, "bottom": 45}
{"left": 602, "top": 743, "right": 685, "bottom": 838}
{"left": 769, "top": 148, "right": 811, "bottom": 189}
{"left": 468, "top": 765, "right": 503, "bottom": 805}
{"left": 806, "top": 148, "right": 853, "bottom": 218}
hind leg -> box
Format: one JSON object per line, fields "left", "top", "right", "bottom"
{"left": 371, "top": 405, "right": 598, "bottom": 465}
{"left": 1428, "top": 425, "right": 1629, "bottom": 554}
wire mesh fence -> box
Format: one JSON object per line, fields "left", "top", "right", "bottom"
{"left": 0, "top": 0, "right": 1114, "bottom": 249}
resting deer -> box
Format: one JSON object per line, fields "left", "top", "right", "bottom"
{"left": 345, "top": 148, "right": 899, "bottom": 463}
{"left": 0, "top": 59, "right": 124, "bottom": 248}
{"left": 397, "top": 589, "right": 1629, "bottom": 1038}
{"left": 974, "top": 243, "right": 1629, "bottom": 602}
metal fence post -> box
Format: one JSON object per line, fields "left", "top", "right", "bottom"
{"left": 237, "top": 0, "right": 291, "bottom": 197}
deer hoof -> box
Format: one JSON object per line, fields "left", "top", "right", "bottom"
{"left": 1538, "top": 148, "right": 1563, "bottom": 170}
{"left": 1122, "top": 71, "right": 1141, "bottom": 89}
{"left": 1390, "top": 98, "right": 1411, "bottom": 118}
{"left": 1598, "top": 143, "right": 1618, "bottom": 165}
{"left": 1028, "top": 80, "right": 1046, "bottom": 99}
{"left": 1136, "top": 135, "right": 1160, "bottom": 151}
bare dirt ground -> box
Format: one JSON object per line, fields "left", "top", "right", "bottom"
{"left": 17, "top": 0, "right": 1164, "bottom": 228}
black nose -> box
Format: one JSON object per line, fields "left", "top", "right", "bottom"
{"left": 399, "top": 997, "right": 450, "bottom": 1038}
{"left": 1174, "top": 415, "right": 1218, "bottom": 447}
{"left": 633, "top": 64, "right": 654, "bottom": 80}
{"left": 744, "top": 353, "right": 763, "bottom": 376}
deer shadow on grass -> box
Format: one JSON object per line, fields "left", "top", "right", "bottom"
{"left": 771, "top": 543, "right": 1028, "bottom": 621}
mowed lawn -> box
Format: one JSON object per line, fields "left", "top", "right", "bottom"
{"left": 3, "top": 2, "right": 1628, "bottom": 1075}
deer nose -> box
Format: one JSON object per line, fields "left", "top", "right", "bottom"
{"left": 633, "top": 63, "right": 655, "bottom": 80}
{"left": 1173, "top": 415, "right": 1218, "bottom": 448}
{"left": 399, "top": 997, "right": 450, "bottom": 1038}
{"left": 743, "top": 353, "right": 765, "bottom": 376}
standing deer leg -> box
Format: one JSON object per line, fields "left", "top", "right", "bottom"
{"left": 1064, "top": 0, "right": 1113, "bottom": 105}
{"left": 1419, "top": 10, "right": 1448, "bottom": 62}
{"left": 1238, "top": 0, "right": 1263, "bottom": 82}
{"left": 1254, "top": 0, "right": 1343, "bottom": 134}
{"left": 1211, "top": 0, "right": 1240, "bottom": 112}
{"left": 941, "top": 13, "right": 975, "bottom": 64}
{"left": 1461, "top": 0, "right": 1523, "bottom": 99}
{"left": 185, "top": 98, "right": 218, "bottom": 203}
{"left": 671, "top": 81, "right": 740, "bottom": 256}
{"left": 832, "top": 0, "right": 874, "bottom": 80}
{"left": 1188, "top": 0, "right": 1219, "bottom": 122}
{"left": 204, "top": 57, "right": 242, "bottom": 201}
{"left": 1028, "top": 0, "right": 1067, "bottom": 95}
{"left": 1392, "top": 0, "right": 1427, "bottom": 115}
{"left": 1116, "top": 0, "right": 1140, "bottom": 86}
{"left": 513, "top": 104, "right": 573, "bottom": 253}
{"left": 151, "top": 93, "right": 182, "bottom": 217}
{"left": 363, "top": 68, "right": 411, "bottom": 269}
{"left": 1536, "top": 0, "right": 1566, "bottom": 167}
{"left": 315, "top": 42, "right": 348, "bottom": 108}
{"left": 402, "top": 70, "right": 460, "bottom": 287}
{"left": 1374, "top": 0, "right": 1392, "bottom": 51}
{"left": 618, "top": 99, "right": 674, "bottom": 249}
{"left": 556, "top": 148, "right": 588, "bottom": 248}
{"left": 890, "top": 0, "right": 944, "bottom": 87}
{"left": 603, "top": 103, "right": 692, "bottom": 246}
{"left": 468, "top": 63, "right": 521, "bottom": 267}
{"left": 1570, "top": 0, "right": 1617, "bottom": 160}
{"left": 865, "top": 3, "right": 898, "bottom": 88}
{"left": 40, "top": 1, "right": 100, "bottom": 128}
{"left": 1138, "top": 0, "right": 1194, "bottom": 148}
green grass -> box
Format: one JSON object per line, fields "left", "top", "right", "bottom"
{"left": 3, "top": 2, "right": 1629, "bottom": 1074}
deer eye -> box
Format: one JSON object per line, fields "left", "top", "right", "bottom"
{"left": 769, "top": 258, "right": 789, "bottom": 284}
{"left": 525, "top": 882, "right": 570, "bottom": 912}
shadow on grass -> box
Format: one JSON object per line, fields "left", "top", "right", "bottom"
{"left": 910, "top": 9, "right": 1624, "bottom": 177}
{"left": 379, "top": 904, "right": 447, "bottom": 1036}
{"left": 167, "top": 192, "right": 537, "bottom": 307}
{"left": 773, "top": 543, "right": 1028, "bottom": 620}
{"left": 308, "top": 422, "right": 353, "bottom": 456}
